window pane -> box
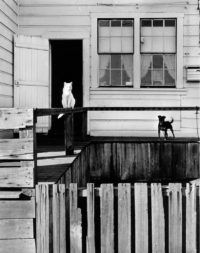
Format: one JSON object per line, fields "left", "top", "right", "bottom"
{"left": 99, "top": 20, "right": 109, "bottom": 26}
{"left": 165, "top": 19, "right": 175, "bottom": 27}
{"left": 141, "top": 19, "right": 152, "bottom": 27}
{"left": 111, "top": 70, "right": 121, "bottom": 86}
{"left": 122, "top": 27, "right": 133, "bottom": 37}
{"left": 99, "top": 55, "right": 110, "bottom": 69}
{"left": 111, "top": 37, "right": 121, "bottom": 52}
{"left": 141, "top": 37, "right": 152, "bottom": 52}
{"left": 111, "top": 54, "right": 121, "bottom": 68}
{"left": 99, "top": 27, "right": 110, "bottom": 37}
{"left": 122, "top": 55, "right": 133, "bottom": 85}
{"left": 165, "top": 69, "right": 175, "bottom": 86}
{"left": 99, "top": 69, "right": 110, "bottom": 86}
{"left": 153, "top": 55, "right": 163, "bottom": 68}
{"left": 99, "top": 38, "right": 110, "bottom": 52}
{"left": 164, "top": 37, "right": 176, "bottom": 53}
{"left": 164, "top": 55, "right": 175, "bottom": 70}
{"left": 141, "top": 55, "right": 152, "bottom": 86}
{"left": 122, "top": 37, "right": 133, "bottom": 52}
{"left": 152, "top": 37, "right": 164, "bottom": 52}
{"left": 111, "top": 20, "right": 121, "bottom": 27}
{"left": 153, "top": 70, "right": 163, "bottom": 86}
{"left": 153, "top": 20, "right": 163, "bottom": 27}
{"left": 122, "top": 20, "right": 133, "bottom": 27}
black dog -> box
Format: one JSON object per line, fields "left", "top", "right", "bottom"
{"left": 158, "top": 115, "right": 175, "bottom": 139}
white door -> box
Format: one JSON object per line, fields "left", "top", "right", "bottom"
{"left": 14, "top": 35, "right": 50, "bottom": 132}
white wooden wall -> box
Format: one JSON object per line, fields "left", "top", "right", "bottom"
{"left": 9, "top": 0, "right": 200, "bottom": 136}
{"left": 0, "top": 0, "right": 18, "bottom": 107}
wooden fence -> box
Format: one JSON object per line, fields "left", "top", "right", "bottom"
{"left": 36, "top": 181, "right": 200, "bottom": 253}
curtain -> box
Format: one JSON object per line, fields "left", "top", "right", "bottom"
{"left": 122, "top": 55, "right": 133, "bottom": 85}
{"left": 164, "top": 55, "right": 175, "bottom": 79}
{"left": 141, "top": 55, "right": 152, "bottom": 78}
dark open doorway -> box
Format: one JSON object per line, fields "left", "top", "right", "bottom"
{"left": 50, "top": 40, "right": 83, "bottom": 138}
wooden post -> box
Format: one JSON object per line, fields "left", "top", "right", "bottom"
{"left": 64, "top": 113, "right": 74, "bottom": 155}
{"left": 118, "top": 183, "right": 131, "bottom": 253}
{"left": 81, "top": 110, "right": 88, "bottom": 141}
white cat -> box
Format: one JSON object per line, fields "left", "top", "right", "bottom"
{"left": 58, "top": 82, "right": 76, "bottom": 119}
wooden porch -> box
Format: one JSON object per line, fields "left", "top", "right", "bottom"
{"left": 0, "top": 107, "right": 199, "bottom": 253}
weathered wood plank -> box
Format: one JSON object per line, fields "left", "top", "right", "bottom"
{"left": 151, "top": 183, "right": 165, "bottom": 253}
{"left": 100, "top": 184, "right": 114, "bottom": 253}
{"left": 36, "top": 184, "right": 49, "bottom": 253}
{"left": 118, "top": 183, "right": 131, "bottom": 253}
{"left": 0, "top": 219, "right": 34, "bottom": 239}
{"left": 0, "top": 166, "right": 34, "bottom": 187}
{"left": 86, "top": 183, "right": 95, "bottom": 253}
{"left": 0, "top": 239, "right": 35, "bottom": 253}
{"left": 59, "top": 184, "right": 66, "bottom": 253}
{"left": 0, "top": 198, "right": 35, "bottom": 218}
{"left": 0, "top": 190, "right": 22, "bottom": 199}
{"left": 186, "top": 183, "right": 197, "bottom": 253}
{"left": 0, "top": 108, "right": 33, "bottom": 129}
{"left": 0, "top": 138, "right": 33, "bottom": 159}
{"left": 53, "top": 184, "right": 59, "bottom": 253}
{"left": 134, "top": 183, "right": 148, "bottom": 253}
{"left": 70, "top": 183, "right": 82, "bottom": 253}
{"left": 168, "top": 183, "right": 182, "bottom": 253}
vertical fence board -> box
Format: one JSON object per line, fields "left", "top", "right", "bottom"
{"left": 151, "top": 183, "right": 165, "bottom": 253}
{"left": 53, "top": 185, "right": 59, "bottom": 253}
{"left": 118, "top": 183, "right": 131, "bottom": 253}
{"left": 134, "top": 183, "right": 148, "bottom": 253}
{"left": 168, "top": 183, "right": 182, "bottom": 253}
{"left": 36, "top": 184, "right": 49, "bottom": 253}
{"left": 86, "top": 183, "right": 95, "bottom": 253}
{"left": 70, "top": 183, "right": 82, "bottom": 253}
{"left": 59, "top": 184, "right": 66, "bottom": 253}
{"left": 186, "top": 183, "right": 197, "bottom": 253}
{"left": 100, "top": 184, "right": 114, "bottom": 253}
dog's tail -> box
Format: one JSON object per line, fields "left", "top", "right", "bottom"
{"left": 170, "top": 117, "right": 174, "bottom": 123}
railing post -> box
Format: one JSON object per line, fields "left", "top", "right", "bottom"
{"left": 64, "top": 113, "right": 74, "bottom": 155}
{"left": 81, "top": 109, "right": 88, "bottom": 141}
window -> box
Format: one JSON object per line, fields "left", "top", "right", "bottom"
{"left": 98, "top": 19, "right": 134, "bottom": 86}
{"left": 140, "top": 19, "right": 176, "bottom": 87}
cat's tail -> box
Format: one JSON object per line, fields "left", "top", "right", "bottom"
{"left": 58, "top": 113, "right": 64, "bottom": 119}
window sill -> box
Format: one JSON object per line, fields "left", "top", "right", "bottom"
{"left": 90, "top": 87, "right": 187, "bottom": 95}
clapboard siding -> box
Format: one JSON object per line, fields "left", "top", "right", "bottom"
{"left": 15, "top": 1, "right": 200, "bottom": 137}
{"left": 0, "top": 0, "right": 18, "bottom": 108}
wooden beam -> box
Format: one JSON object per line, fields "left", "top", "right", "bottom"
{"left": 0, "top": 108, "right": 33, "bottom": 129}
{"left": 0, "top": 239, "right": 35, "bottom": 253}
{"left": 64, "top": 113, "right": 74, "bottom": 155}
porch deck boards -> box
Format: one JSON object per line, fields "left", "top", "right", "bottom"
{"left": 37, "top": 139, "right": 88, "bottom": 183}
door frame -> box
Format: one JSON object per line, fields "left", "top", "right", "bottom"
{"left": 43, "top": 30, "right": 90, "bottom": 108}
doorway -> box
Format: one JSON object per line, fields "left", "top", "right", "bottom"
{"left": 50, "top": 40, "right": 83, "bottom": 137}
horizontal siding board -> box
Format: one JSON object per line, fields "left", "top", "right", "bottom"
{"left": 184, "top": 36, "right": 200, "bottom": 47}
{"left": 0, "top": 108, "right": 33, "bottom": 129}
{"left": 0, "top": 47, "right": 13, "bottom": 63}
{"left": 0, "top": 96, "right": 13, "bottom": 107}
{"left": 0, "top": 166, "right": 34, "bottom": 187}
{"left": 2, "top": 0, "right": 18, "bottom": 15}
{"left": 184, "top": 14, "right": 199, "bottom": 26}
{"left": 0, "top": 11, "right": 18, "bottom": 32}
{"left": 0, "top": 83, "right": 13, "bottom": 96}
{"left": 0, "top": 219, "right": 34, "bottom": 239}
{"left": 0, "top": 239, "right": 35, "bottom": 253}
{"left": 0, "top": 59, "right": 13, "bottom": 74}
{"left": 0, "top": 24, "right": 14, "bottom": 41}
{"left": 19, "top": 15, "right": 90, "bottom": 26}
{"left": 0, "top": 36, "right": 13, "bottom": 52}
{"left": 0, "top": 198, "right": 35, "bottom": 218}
{"left": 0, "top": 138, "right": 33, "bottom": 155}
{"left": 0, "top": 1, "right": 18, "bottom": 23}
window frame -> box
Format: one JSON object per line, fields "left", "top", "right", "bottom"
{"left": 91, "top": 12, "right": 184, "bottom": 90}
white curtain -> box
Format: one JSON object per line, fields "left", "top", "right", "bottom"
{"left": 164, "top": 55, "right": 175, "bottom": 79}
{"left": 141, "top": 55, "right": 152, "bottom": 78}
{"left": 122, "top": 55, "right": 132, "bottom": 82}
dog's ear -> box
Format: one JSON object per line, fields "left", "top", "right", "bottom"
{"left": 163, "top": 116, "right": 166, "bottom": 119}
{"left": 158, "top": 115, "right": 161, "bottom": 118}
